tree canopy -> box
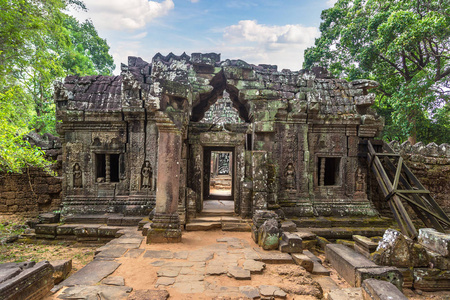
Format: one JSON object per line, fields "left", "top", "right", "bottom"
{"left": 304, "top": 0, "right": 450, "bottom": 144}
{"left": 0, "top": 0, "right": 115, "bottom": 173}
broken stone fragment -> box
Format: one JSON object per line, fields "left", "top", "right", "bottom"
{"left": 257, "top": 219, "right": 280, "bottom": 250}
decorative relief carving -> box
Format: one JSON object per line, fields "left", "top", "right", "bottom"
{"left": 141, "top": 161, "right": 153, "bottom": 190}
{"left": 73, "top": 163, "right": 82, "bottom": 188}
{"left": 285, "top": 163, "right": 296, "bottom": 191}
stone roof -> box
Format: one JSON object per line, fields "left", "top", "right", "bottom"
{"left": 62, "top": 75, "right": 123, "bottom": 111}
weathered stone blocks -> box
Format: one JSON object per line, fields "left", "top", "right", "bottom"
{"left": 0, "top": 261, "right": 54, "bottom": 300}
{"left": 371, "top": 229, "right": 429, "bottom": 268}
{"left": 279, "top": 232, "right": 302, "bottom": 253}
{"left": 362, "top": 279, "right": 407, "bottom": 300}
{"left": 418, "top": 228, "right": 450, "bottom": 258}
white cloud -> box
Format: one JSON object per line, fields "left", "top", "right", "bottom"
{"left": 221, "top": 20, "right": 319, "bottom": 70}
{"left": 326, "top": 0, "right": 338, "bottom": 7}
{"left": 190, "top": 0, "right": 200, "bottom": 3}
{"left": 74, "top": 0, "right": 174, "bottom": 30}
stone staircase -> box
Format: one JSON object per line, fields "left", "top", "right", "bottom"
{"left": 186, "top": 211, "right": 252, "bottom": 232}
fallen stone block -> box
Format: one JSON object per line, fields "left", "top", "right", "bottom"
{"left": 279, "top": 232, "right": 302, "bottom": 253}
{"left": 103, "top": 276, "right": 125, "bottom": 286}
{"left": 413, "top": 268, "right": 450, "bottom": 291}
{"left": 371, "top": 229, "right": 429, "bottom": 268}
{"left": 239, "top": 285, "right": 260, "bottom": 299}
{"left": 397, "top": 268, "right": 413, "bottom": 288}
{"left": 303, "top": 250, "right": 331, "bottom": 276}
{"left": 355, "top": 267, "right": 403, "bottom": 291}
{"left": 426, "top": 249, "right": 450, "bottom": 270}
{"left": 258, "top": 219, "right": 280, "bottom": 250}
{"left": 328, "top": 287, "right": 363, "bottom": 300}
{"left": 326, "top": 244, "right": 378, "bottom": 286}
{"left": 254, "top": 249, "right": 294, "bottom": 264}
{"left": 354, "top": 235, "right": 379, "bottom": 258}
{"left": 49, "top": 259, "right": 72, "bottom": 284}
{"left": 0, "top": 261, "right": 54, "bottom": 300}
{"left": 418, "top": 228, "right": 450, "bottom": 258}
{"left": 315, "top": 276, "right": 339, "bottom": 298}
{"left": 291, "top": 253, "right": 313, "bottom": 273}
{"left": 362, "top": 278, "right": 407, "bottom": 300}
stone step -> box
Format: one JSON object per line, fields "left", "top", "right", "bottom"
{"left": 198, "top": 210, "right": 235, "bottom": 217}
{"left": 222, "top": 222, "right": 251, "bottom": 232}
{"left": 64, "top": 215, "right": 144, "bottom": 226}
{"left": 185, "top": 222, "right": 221, "bottom": 231}
{"left": 291, "top": 217, "right": 394, "bottom": 228}
{"left": 298, "top": 227, "right": 387, "bottom": 240}
{"left": 325, "top": 244, "right": 403, "bottom": 289}
{"left": 279, "top": 233, "right": 303, "bottom": 253}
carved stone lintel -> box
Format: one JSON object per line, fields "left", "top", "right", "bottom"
{"left": 147, "top": 213, "right": 181, "bottom": 243}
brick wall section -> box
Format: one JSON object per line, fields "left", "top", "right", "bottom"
{"left": 0, "top": 169, "right": 62, "bottom": 215}
{"left": 0, "top": 133, "right": 62, "bottom": 216}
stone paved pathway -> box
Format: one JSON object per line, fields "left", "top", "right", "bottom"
{"left": 49, "top": 229, "right": 326, "bottom": 299}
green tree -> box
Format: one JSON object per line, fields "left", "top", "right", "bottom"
{"left": 304, "top": 0, "right": 450, "bottom": 144}
{"left": 0, "top": 0, "right": 114, "bottom": 173}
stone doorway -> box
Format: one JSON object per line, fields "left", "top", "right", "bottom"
{"left": 203, "top": 147, "right": 235, "bottom": 215}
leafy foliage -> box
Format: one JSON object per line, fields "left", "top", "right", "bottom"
{"left": 304, "top": 0, "right": 450, "bottom": 144}
{"left": 0, "top": 0, "right": 115, "bottom": 173}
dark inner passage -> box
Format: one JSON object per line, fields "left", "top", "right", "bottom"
{"left": 318, "top": 157, "right": 340, "bottom": 186}
{"left": 110, "top": 154, "right": 120, "bottom": 182}
{"left": 96, "top": 154, "right": 106, "bottom": 180}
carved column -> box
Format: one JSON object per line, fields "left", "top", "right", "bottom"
{"left": 147, "top": 113, "right": 182, "bottom": 243}
{"left": 105, "top": 154, "right": 111, "bottom": 183}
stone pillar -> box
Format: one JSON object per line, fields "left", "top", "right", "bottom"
{"left": 147, "top": 113, "right": 182, "bottom": 243}
{"left": 105, "top": 154, "right": 111, "bottom": 183}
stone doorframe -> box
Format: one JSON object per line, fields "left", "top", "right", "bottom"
{"left": 187, "top": 129, "right": 247, "bottom": 220}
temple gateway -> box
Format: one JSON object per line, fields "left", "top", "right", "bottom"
{"left": 55, "top": 52, "right": 384, "bottom": 242}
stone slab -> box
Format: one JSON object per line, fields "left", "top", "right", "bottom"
{"left": 227, "top": 266, "right": 251, "bottom": 280}
{"left": 239, "top": 286, "right": 260, "bottom": 299}
{"left": 362, "top": 278, "right": 407, "bottom": 300}
{"left": 95, "top": 246, "right": 128, "bottom": 260}
{"left": 56, "top": 260, "right": 121, "bottom": 287}
{"left": 155, "top": 277, "right": 175, "bottom": 287}
{"left": 35, "top": 224, "right": 58, "bottom": 235}
{"left": 325, "top": 244, "right": 378, "bottom": 286}
{"left": 242, "top": 260, "right": 265, "bottom": 274}
{"left": 102, "top": 276, "right": 125, "bottom": 286}
{"left": 56, "top": 224, "right": 80, "bottom": 236}
{"left": 355, "top": 267, "right": 403, "bottom": 290}
{"left": 144, "top": 250, "right": 174, "bottom": 259}
{"left": 253, "top": 248, "right": 294, "bottom": 264}
{"left": 328, "top": 288, "right": 363, "bottom": 300}
{"left": 258, "top": 285, "right": 287, "bottom": 298}
{"left": 58, "top": 285, "right": 132, "bottom": 299}
{"left": 292, "top": 253, "right": 314, "bottom": 273}
{"left": 123, "top": 249, "right": 145, "bottom": 258}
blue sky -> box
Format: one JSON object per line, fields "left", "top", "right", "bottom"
{"left": 71, "top": 0, "right": 337, "bottom": 74}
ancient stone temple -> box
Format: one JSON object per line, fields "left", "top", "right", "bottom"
{"left": 55, "top": 52, "right": 384, "bottom": 242}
